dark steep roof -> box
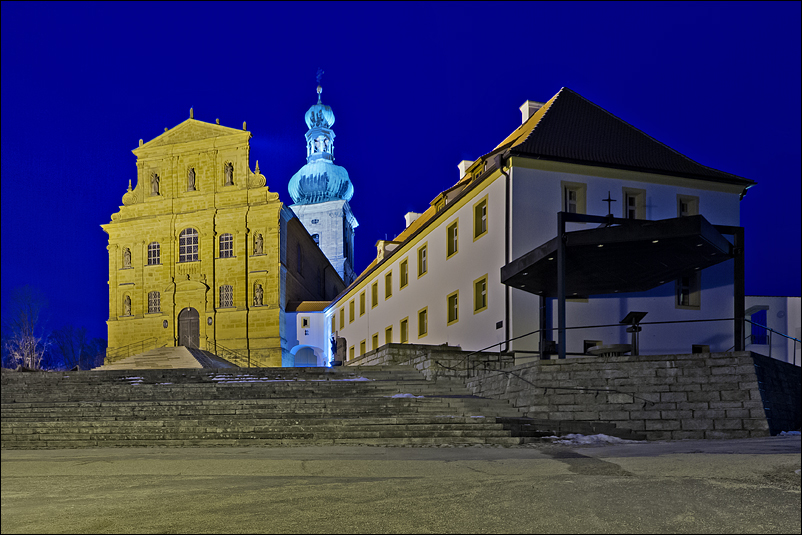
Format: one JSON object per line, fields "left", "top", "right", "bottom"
{"left": 502, "top": 88, "right": 754, "bottom": 187}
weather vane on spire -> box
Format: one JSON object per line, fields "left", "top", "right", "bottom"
{"left": 316, "top": 68, "right": 324, "bottom": 102}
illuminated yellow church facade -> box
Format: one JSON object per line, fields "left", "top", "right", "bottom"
{"left": 102, "top": 111, "right": 344, "bottom": 367}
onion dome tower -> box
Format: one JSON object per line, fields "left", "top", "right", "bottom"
{"left": 289, "top": 80, "right": 358, "bottom": 285}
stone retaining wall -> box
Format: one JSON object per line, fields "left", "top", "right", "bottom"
{"left": 463, "top": 351, "right": 800, "bottom": 440}
{"left": 750, "top": 352, "right": 802, "bottom": 435}
{"left": 345, "top": 343, "right": 514, "bottom": 381}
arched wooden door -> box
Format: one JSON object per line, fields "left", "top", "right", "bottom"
{"left": 178, "top": 307, "right": 200, "bottom": 348}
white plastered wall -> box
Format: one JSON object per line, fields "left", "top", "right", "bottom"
{"left": 509, "top": 161, "right": 742, "bottom": 356}
{"left": 327, "top": 174, "right": 510, "bottom": 361}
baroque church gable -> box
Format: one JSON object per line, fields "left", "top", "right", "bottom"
{"left": 137, "top": 118, "right": 248, "bottom": 152}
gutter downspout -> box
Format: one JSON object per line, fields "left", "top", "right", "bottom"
{"left": 499, "top": 152, "right": 511, "bottom": 353}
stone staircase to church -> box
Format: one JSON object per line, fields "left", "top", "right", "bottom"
{"left": 95, "top": 346, "right": 239, "bottom": 370}
{"left": 1, "top": 366, "right": 584, "bottom": 449}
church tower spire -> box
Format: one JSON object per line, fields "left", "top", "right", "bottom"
{"left": 288, "top": 73, "right": 358, "bottom": 285}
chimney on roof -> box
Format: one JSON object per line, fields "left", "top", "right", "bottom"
{"left": 520, "top": 100, "right": 545, "bottom": 124}
{"left": 458, "top": 160, "right": 474, "bottom": 180}
{"left": 404, "top": 212, "right": 422, "bottom": 228}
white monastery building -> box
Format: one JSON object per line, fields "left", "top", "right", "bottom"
{"left": 323, "top": 87, "right": 762, "bottom": 364}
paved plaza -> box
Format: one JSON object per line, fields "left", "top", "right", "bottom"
{"left": 2, "top": 436, "right": 800, "bottom": 533}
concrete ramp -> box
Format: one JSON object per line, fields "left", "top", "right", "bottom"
{"left": 96, "top": 346, "right": 204, "bottom": 370}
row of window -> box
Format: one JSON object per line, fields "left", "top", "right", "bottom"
{"left": 562, "top": 183, "right": 700, "bottom": 219}
{"left": 334, "top": 197, "right": 489, "bottom": 328}
{"left": 132, "top": 231, "right": 241, "bottom": 267}
{"left": 132, "top": 283, "right": 248, "bottom": 315}
{"left": 335, "top": 274, "right": 489, "bottom": 337}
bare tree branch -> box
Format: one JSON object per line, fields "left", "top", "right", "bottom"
{"left": 2, "top": 286, "right": 50, "bottom": 370}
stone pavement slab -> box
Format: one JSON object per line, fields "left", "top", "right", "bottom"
{"left": 2, "top": 436, "right": 799, "bottom": 534}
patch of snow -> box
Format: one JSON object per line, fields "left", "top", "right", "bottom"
{"left": 470, "top": 416, "right": 485, "bottom": 418}
{"left": 779, "top": 430, "right": 801, "bottom": 436}
{"left": 545, "top": 433, "right": 639, "bottom": 445}
{"left": 207, "top": 376, "right": 373, "bottom": 383}
{"left": 389, "top": 393, "right": 425, "bottom": 398}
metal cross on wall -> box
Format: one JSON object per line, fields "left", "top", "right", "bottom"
{"left": 603, "top": 191, "right": 616, "bottom": 215}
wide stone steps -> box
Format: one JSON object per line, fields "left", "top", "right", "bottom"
{"left": 2, "top": 367, "right": 534, "bottom": 449}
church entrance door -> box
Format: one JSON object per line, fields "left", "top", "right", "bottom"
{"left": 178, "top": 307, "right": 200, "bottom": 348}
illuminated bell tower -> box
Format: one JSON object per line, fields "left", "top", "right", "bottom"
{"left": 288, "top": 81, "right": 358, "bottom": 285}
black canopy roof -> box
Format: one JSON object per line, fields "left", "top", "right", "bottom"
{"left": 501, "top": 215, "right": 735, "bottom": 297}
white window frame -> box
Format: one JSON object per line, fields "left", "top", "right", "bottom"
{"left": 147, "top": 242, "right": 160, "bottom": 265}
{"left": 179, "top": 228, "right": 199, "bottom": 263}
{"left": 219, "top": 233, "right": 234, "bottom": 258}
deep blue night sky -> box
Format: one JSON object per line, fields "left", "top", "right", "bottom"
{"left": 2, "top": 2, "right": 800, "bottom": 342}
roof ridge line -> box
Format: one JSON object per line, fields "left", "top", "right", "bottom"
{"left": 517, "top": 87, "right": 565, "bottom": 147}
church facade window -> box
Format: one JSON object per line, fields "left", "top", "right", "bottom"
{"left": 179, "top": 228, "right": 199, "bottom": 262}
{"left": 474, "top": 275, "right": 488, "bottom": 314}
{"left": 219, "top": 233, "right": 233, "bottom": 258}
{"left": 622, "top": 188, "right": 646, "bottom": 219}
{"left": 147, "top": 242, "right": 160, "bottom": 265}
{"left": 473, "top": 196, "right": 488, "bottom": 239}
{"left": 677, "top": 195, "right": 699, "bottom": 217}
{"left": 447, "top": 220, "right": 458, "bottom": 258}
{"left": 418, "top": 307, "right": 428, "bottom": 338}
{"left": 675, "top": 272, "right": 701, "bottom": 309}
{"left": 400, "top": 259, "right": 409, "bottom": 289}
{"left": 385, "top": 271, "right": 393, "bottom": 299}
{"left": 148, "top": 291, "right": 160, "bottom": 313}
{"left": 561, "top": 182, "right": 586, "bottom": 215}
{"left": 312, "top": 233, "right": 320, "bottom": 246}
{"left": 417, "top": 243, "right": 428, "bottom": 277}
{"left": 447, "top": 290, "right": 459, "bottom": 325}
{"left": 385, "top": 326, "right": 393, "bottom": 345}
{"left": 400, "top": 317, "right": 409, "bottom": 343}
{"left": 220, "top": 285, "right": 233, "bottom": 308}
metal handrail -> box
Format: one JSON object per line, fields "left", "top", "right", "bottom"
{"left": 741, "top": 319, "right": 801, "bottom": 364}
{"left": 744, "top": 319, "right": 801, "bottom": 343}
{"left": 206, "top": 340, "right": 250, "bottom": 367}
{"left": 105, "top": 337, "right": 158, "bottom": 364}
{"left": 437, "top": 316, "right": 802, "bottom": 374}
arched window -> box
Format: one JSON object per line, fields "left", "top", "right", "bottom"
{"left": 148, "top": 291, "right": 161, "bottom": 313}
{"left": 219, "top": 233, "right": 233, "bottom": 258}
{"left": 220, "top": 285, "right": 233, "bottom": 308}
{"left": 312, "top": 233, "right": 320, "bottom": 246}
{"left": 147, "top": 242, "right": 160, "bottom": 265}
{"left": 179, "top": 228, "right": 199, "bottom": 262}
